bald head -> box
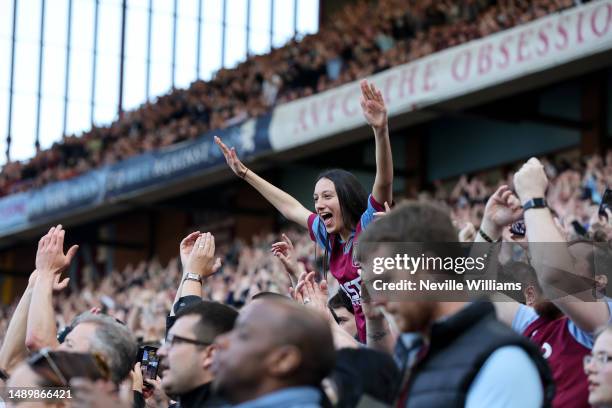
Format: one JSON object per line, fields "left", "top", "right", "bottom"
{"left": 213, "top": 299, "right": 335, "bottom": 403}
{"left": 262, "top": 299, "right": 336, "bottom": 384}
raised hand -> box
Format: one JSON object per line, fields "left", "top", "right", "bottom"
{"left": 297, "top": 272, "right": 333, "bottom": 322}
{"left": 289, "top": 271, "right": 307, "bottom": 301}
{"left": 482, "top": 185, "right": 523, "bottom": 238}
{"left": 214, "top": 136, "right": 248, "bottom": 178}
{"left": 373, "top": 201, "right": 392, "bottom": 221}
{"left": 35, "top": 225, "right": 79, "bottom": 276}
{"left": 271, "top": 233, "right": 300, "bottom": 283}
{"left": 513, "top": 157, "right": 549, "bottom": 204}
{"left": 185, "top": 232, "right": 222, "bottom": 278}
{"left": 179, "top": 231, "right": 201, "bottom": 269}
{"left": 360, "top": 80, "right": 387, "bottom": 131}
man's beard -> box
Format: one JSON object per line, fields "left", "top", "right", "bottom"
{"left": 533, "top": 300, "right": 563, "bottom": 320}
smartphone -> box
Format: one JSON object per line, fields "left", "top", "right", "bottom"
{"left": 599, "top": 188, "right": 612, "bottom": 218}
{"left": 137, "top": 345, "right": 160, "bottom": 380}
{"left": 572, "top": 220, "right": 588, "bottom": 236}
{"left": 509, "top": 220, "right": 526, "bottom": 237}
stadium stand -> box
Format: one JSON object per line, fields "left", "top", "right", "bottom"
{"left": 0, "top": 0, "right": 579, "bottom": 197}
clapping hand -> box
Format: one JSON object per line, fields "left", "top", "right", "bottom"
{"left": 292, "top": 271, "right": 333, "bottom": 322}
{"left": 271, "top": 233, "right": 300, "bottom": 284}
{"left": 185, "top": 232, "right": 222, "bottom": 278}
{"left": 180, "top": 231, "right": 201, "bottom": 269}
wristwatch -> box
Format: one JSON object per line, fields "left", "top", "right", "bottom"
{"left": 522, "top": 198, "right": 547, "bottom": 212}
{"left": 184, "top": 272, "right": 202, "bottom": 283}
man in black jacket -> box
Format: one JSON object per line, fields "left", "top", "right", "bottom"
{"left": 357, "top": 201, "right": 555, "bottom": 408}
{"left": 158, "top": 301, "right": 238, "bottom": 408}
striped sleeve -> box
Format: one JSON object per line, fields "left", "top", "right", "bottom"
{"left": 358, "top": 195, "right": 385, "bottom": 233}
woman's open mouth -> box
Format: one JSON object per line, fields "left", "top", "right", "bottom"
{"left": 320, "top": 212, "right": 333, "bottom": 227}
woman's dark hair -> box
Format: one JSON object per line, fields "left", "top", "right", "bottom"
{"left": 316, "top": 169, "right": 368, "bottom": 231}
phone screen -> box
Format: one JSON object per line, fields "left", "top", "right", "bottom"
{"left": 138, "top": 346, "right": 160, "bottom": 380}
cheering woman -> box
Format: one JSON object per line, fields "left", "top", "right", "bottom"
{"left": 214, "top": 80, "right": 393, "bottom": 341}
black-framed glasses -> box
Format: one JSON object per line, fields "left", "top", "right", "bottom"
{"left": 165, "top": 333, "right": 211, "bottom": 348}
{"left": 584, "top": 352, "right": 612, "bottom": 369}
{"left": 28, "top": 348, "right": 68, "bottom": 386}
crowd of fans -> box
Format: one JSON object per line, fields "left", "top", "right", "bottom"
{"left": 17, "top": 229, "right": 315, "bottom": 346}
{"left": 1, "top": 144, "right": 612, "bottom": 407}
{"left": 443, "top": 152, "right": 612, "bottom": 244}
{"left": 0, "top": 0, "right": 608, "bottom": 405}
{"left": 4, "top": 148, "right": 612, "bottom": 346}
{"left": 0, "top": 0, "right": 580, "bottom": 197}
{"left": 4, "top": 148, "right": 612, "bottom": 342}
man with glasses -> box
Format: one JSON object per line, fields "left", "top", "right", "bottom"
{"left": 158, "top": 300, "right": 238, "bottom": 408}
{"left": 584, "top": 325, "right": 612, "bottom": 407}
